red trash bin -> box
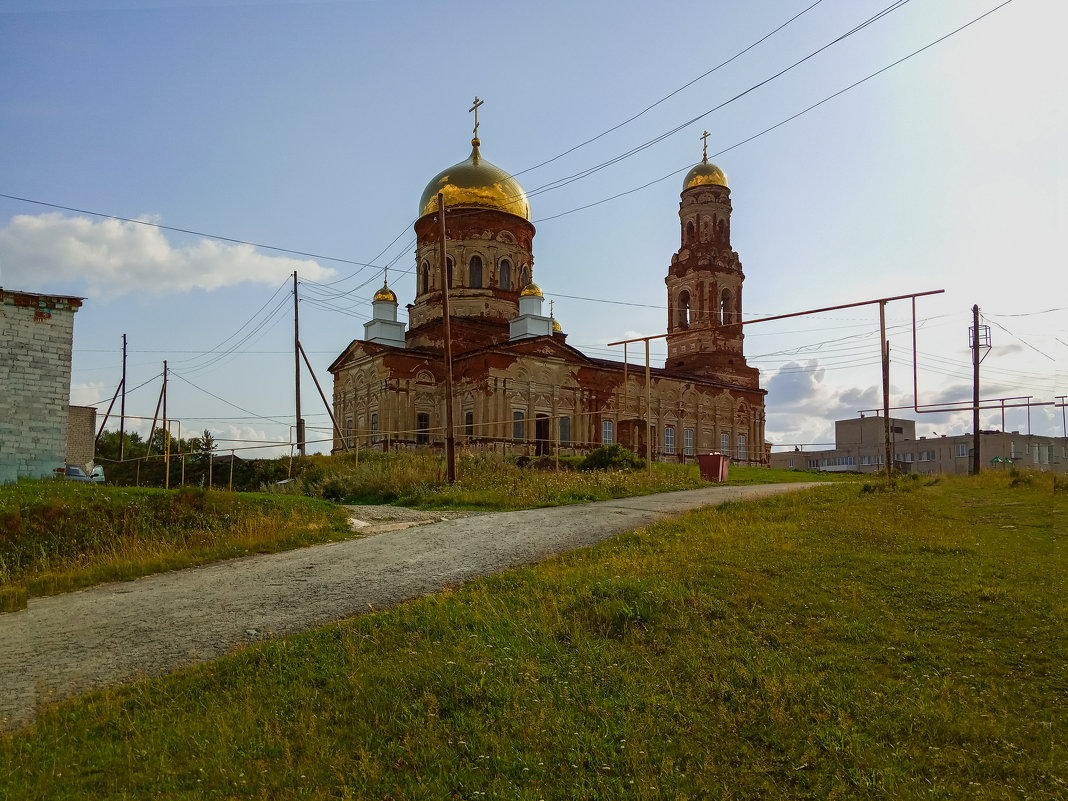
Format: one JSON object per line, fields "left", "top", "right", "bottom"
{"left": 698, "top": 453, "right": 730, "bottom": 482}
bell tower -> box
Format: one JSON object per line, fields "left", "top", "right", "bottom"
{"left": 664, "top": 134, "right": 758, "bottom": 388}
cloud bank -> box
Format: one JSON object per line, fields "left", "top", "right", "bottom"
{"left": 0, "top": 213, "right": 336, "bottom": 295}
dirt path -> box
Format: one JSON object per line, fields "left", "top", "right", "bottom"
{"left": 0, "top": 483, "right": 823, "bottom": 731}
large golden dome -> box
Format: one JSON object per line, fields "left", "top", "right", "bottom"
{"left": 683, "top": 157, "right": 728, "bottom": 191}
{"left": 418, "top": 138, "right": 530, "bottom": 221}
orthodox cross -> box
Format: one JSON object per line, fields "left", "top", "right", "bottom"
{"left": 549, "top": 299, "right": 555, "bottom": 318}
{"left": 470, "top": 96, "right": 484, "bottom": 138}
{"left": 701, "top": 130, "right": 710, "bottom": 161}
{"left": 383, "top": 264, "right": 389, "bottom": 287}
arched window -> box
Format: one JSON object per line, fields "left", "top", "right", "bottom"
{"left": 499, "top": 259, "right": 512, "bottom": 291}
{"left": 720, "top": 289, "right": 732, "bottom": 325}
{"left": 469, "top": 255, "right": 483, "bottom": 289}
{"left": 677, "top": 290, "right": 690, "bottom": 330}
{"left": 737, "top": 434, "right": 747, "bottom": 462}
{"left": 519, "top": 264, "right": 530, "bottom": 287}
{"left": 446, "top": 257, "right": 454, "bottom": 289}
{"left": 685, "top": 220, "right": 695, "bottom": 244}
{"left": 420, "top": 261, "right": 430, "bottom": 295}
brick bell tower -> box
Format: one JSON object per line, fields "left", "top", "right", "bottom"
{"left": 664, "top": 133, "right": 759, "bottom": 389}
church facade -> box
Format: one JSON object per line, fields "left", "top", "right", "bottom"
{"left": 328, "top": 127, "right": 766, "bottom": 464}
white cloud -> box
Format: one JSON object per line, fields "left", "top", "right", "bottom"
{"left": 0, "top": 213, "right": 336, "bottom": 296}
{"left": 69, "top": 381, "right": 109, "bottom": 407}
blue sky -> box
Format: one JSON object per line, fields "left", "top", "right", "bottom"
{"left": 2, "top": 0, "right": 1065, "bottom": 455}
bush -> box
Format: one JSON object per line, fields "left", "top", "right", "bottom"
{"left": 580, "top": 444, "right": 645, "bottom": 472}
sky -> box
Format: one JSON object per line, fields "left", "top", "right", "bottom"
{"left": 1, "top": 0, "right": 1065, "bottom": 457}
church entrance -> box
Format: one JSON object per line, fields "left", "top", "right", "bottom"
{"left": 535, "top": 414, "right": 550, "bottom": 456}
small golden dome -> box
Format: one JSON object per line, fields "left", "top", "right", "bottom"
{"left": 372, "top": 282, "right": 397, "bottom": 303}
{"left": 683, "top": 157, "right": 728, "bottom": 191}
{"left": 552, "top": 318, "right": 562, "bottom": 333}
{"left": 519, "top": 282, "right": 543, "bottom": 298}
{"left": 418, "top": 139, "right": 530, "bottom": 220}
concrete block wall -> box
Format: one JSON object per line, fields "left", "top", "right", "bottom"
{"left": 0, "top": 289, "right": 83, "bottom": 484}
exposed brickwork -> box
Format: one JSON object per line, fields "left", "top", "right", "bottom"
{"left": 65, "top": 405, "right": 97, "bottom": 469}
{"left": 329, "top": 158, "right": 768, "bottom": 465}
{"left": 0, "top": 289, "right": 83, "bottom": 484}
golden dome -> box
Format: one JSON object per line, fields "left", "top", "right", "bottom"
{"left": 519, "top": 282, "right": 543, "bottom": 298}
{"left": 372, "top": 282, "right": 397, "bottom": 303}
{"left": 552, "top": 318, "right": 562, "bottom": 333}
{"left": 418, "top": 139, "right": 530, "bottom": 221}
{"left": 683, "top": 157, "right": 728, "bottom": 191}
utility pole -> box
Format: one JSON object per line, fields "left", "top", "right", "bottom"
{"left": 879, "top": 301, "right": 892, "bottom": 479}
{"left": 163, "top": 360, "right": 170, "bottom": 489}
{"left": 438, "top": 192, "right": 456, "bottom": 483}
{"left": 972, "top": 304, "right": 981, "bottom": 475}
{"left": 119, "top": 334, "right": 127, "bottom": 461}
{"left": 645, "top": 339, "right": 652, "bottom": 471}
{"left": 293, "top": 271, "right": 305, "bottom": 457}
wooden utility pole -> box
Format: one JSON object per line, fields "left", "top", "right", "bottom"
{"left": 293, "top": 271, "right": 305, "bottom": 457}
{"left": 438, "top": 192, "right": 456, "bottom": 483}
{"left": 119, "top": 333, "right": 127, "bottom": 461}
{"left": 145, "top": 366, "right": 164, "bottom": 458}
{"left": 297, "top": 341, "right": 350, "bottom": 453}
{"left": 163, "top": 360, "right": 170, "bottom": 489}
{"left": 879, "top": 301, "right": 892, "bottom": 478}
{"left": 972, "top": 304, "right": 981, "bottom": 475}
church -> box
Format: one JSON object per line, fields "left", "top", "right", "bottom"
{"left": 328, "top": 112, "right": 766, "bottom": 464}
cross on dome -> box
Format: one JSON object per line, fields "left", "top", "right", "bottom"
{"left": 469, "top": 96, "right": 484, "bottom": 142}
{"left": 701, "top": 130, "right": 710, "bottom": 162}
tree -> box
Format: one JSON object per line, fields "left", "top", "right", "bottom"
{"left": 195, "top": 429, "right": 216, "bottom": 464}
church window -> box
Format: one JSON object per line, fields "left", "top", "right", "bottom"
{"left": 684, "top": 428, "right": 694, "bottom": 456}
{"left": 345, "top": 418, "right": 353, "bottom": 448}
{"left": 446, "top": 257, "right": 454, "bottom": 289}
{"left": 685, "top": 220, "right": 695, "bottom": 244}
{"left": 602, "top": 420, "right": 614, "bottom": 445}
{"left": 513, "top": 411, "right": 524, "bottom": 440}
{"left": 519, "top": 265, "right": 530, "bottom": 287}
{"left": 499, "top": 259, "right": 512, "bottom": 291}
{"left": 370, "top": 413, "right": 379, "bottom": 443}
{"left": 469, "top": 256, "right": 483, "bottom": 288}
{"left": 416, "top": 413, "right": 430, "bottom": 445}
{"left": 677, "top": 290, "right": 690, "bottom": 330}
{"left": 664, "top": 426, "right": 675, "bottom": 455}
{"left": 737, "top": 434, "right": 747, "bottom": 461}
{"left": 720, "top": 432, "right": 729, "bottom": 453}
{"left": 559, "top": 415, "right": 571, "bottom": 445}
{"left": 465, "top": 411, "right": 474, "bottom": 438}
{"left": 720, "top": 289, "right": 732, "bottom": 324}
{"left": 420, "top": 261, "right": 430, "bottom": 295}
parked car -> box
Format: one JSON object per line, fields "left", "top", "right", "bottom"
{"left": 58, "top": 463, "right": 106, "bottom": 483}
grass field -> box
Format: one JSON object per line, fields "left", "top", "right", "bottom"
{"left": 0, "top": 454, "right": 843, "bottom": 610}
{"left": 1, "top": 471, "right": 1063, "bottom": 799}
{"left": 0, "top": 482, "right": 352, "bottom": 612}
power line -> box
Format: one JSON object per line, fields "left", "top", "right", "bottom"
{"left": 524, "top": 1, "right": 914, "bottom": 201}
{"left": 0, "top": 193, "right": 382, "bottom": 270}
{"left": 511, "top": 0, "right": 826, "bottom": 178}
{"left": 534, "top": 0, "right": 1015, "bottom": 223}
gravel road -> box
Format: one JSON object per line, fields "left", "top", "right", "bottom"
{"left": 0, "top": 482, "right": 823, "bottom": 731}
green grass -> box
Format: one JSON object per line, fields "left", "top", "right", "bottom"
{"left": 280, "top": 450, "right": 850, "bottom": 510}
{"left": 0, "top": 455, "right": 845, "bottom": 610}
{"left": 0, "top": 482, "right": 352, "bottom": 612}
{"left": 2, "top": 471, "right": 1063, "bottom": 799}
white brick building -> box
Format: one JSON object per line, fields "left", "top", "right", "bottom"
{"left": 0, "top": 288, "right": 84, "bottom": 484}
